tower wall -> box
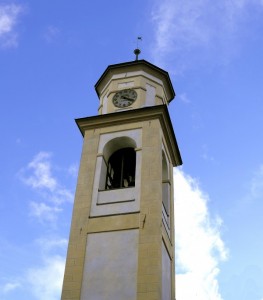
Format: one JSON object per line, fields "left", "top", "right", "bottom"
{"left": 61, "top": 60, "right": 182, "bottom": 300}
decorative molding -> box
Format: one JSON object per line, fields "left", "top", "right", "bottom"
{"left": 76, "top": 105, "right": 182, "bottom": 167}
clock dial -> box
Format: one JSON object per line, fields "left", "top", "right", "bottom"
{"left": 112, "top": 89, "right": 137, "bottom": 108}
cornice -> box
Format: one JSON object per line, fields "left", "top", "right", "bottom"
{"left": 75, "top": 105, "right": 182, "bottom": 167}
{"left": 95, "top": 60, "right": 175, "bottom": 102}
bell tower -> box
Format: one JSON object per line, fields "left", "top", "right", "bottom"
{"left": 61, "top": 57, "right": 182, "bottom": 300}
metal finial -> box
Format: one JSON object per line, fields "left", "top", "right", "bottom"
{"left": 134, "top": 37, "right": 142, "bottom": 60}
{"left": 134, "top": 48, "right": 141, "bottom": 60}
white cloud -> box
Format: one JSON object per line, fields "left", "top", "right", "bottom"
{"left": 23, "top": 152, "right": 57, "bottom": 191}
{"left": 36, "top": 237, "right": 68, "bottom": 254}
{"left": 178, "top": 93, "right": 191, "bottom": 104}
{"left": 150, "top": 0, "right": 263, "bottom": 72}
{"left": 19, "top": 152, "right": 74, "bottom": 201}
{"left": 25, "top": 238, "right": 68, "bottom": 300}
{"left": 27, "top": 258, "right": 64, "bottom": 300}
{"left": 2, "top": 281, "right": 21, "bottom": 293}
{"left": 29, "top": 201, "right": 62, "bottom": 223}
{"left": 26, "top": 237, "right": 67, "bottom": 300}
{"left": 19, "top": 152, "right": 74, "bottom": 224}
{"left": 174, "top": 168, "right": 227, "bottom": 299}
{"left": 0, "top": 4, "right": 23, "bottom": 48}
{"left": 67, "top": 163, "right": 79, "bottom": 178}
{"left": 50, "top": 187, "right": 74, "bottom": 205}
{"left": 26, "top": 255, "right": 65, "bottom": 300}
{"left": 0, "top": 237, "right": 67, "bottom": 299}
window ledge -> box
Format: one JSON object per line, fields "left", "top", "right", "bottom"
{"left": 97, "top": 187, "right": 136, "bottom": 205}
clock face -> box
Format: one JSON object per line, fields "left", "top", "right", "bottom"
{"left": 112, "top": 89, "right": 137, "bottom": 108}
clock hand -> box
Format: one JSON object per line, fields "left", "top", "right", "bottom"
{"left": 122, "top": 96, "right": 133, "bottom": 101}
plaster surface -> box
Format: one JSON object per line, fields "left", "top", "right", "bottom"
{"left": 162, "top": 241, "right": 172, "bottom": 300}
{"left": 145, "top": 83, "right": 156, "bottom": 107}
{"left": 80, "top": 229, "right": 139, "bottom": 300}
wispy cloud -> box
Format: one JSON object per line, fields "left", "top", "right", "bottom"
{"left": 2, "top": 281, "right": 21, "bottom": 294}
{"left": 201, "top": 144, "right": 215, "bottom": 162}
{"left": 178, "top": 92, "right": 191, "bottom": 104}
{"left": 250, "top": 164, "right": 263, "bottom": 199}
{"left": 11, "top": 153, "right": 73, "bottom": 298}
{"left": 29, "top": 201, "right": 62, "bottom": 224}
{"left": 19, "top": 152, "right": 74, "bottom": 224}
{"left": 174, "top": 168, "right": 227, "bottom": 299}
{"left": 23, "top": 152, "right": 57, "bottom": 191}
{"left": 44, "top": 25, "right": 60, "bottom": 43}
{"left": 0, "top": 4, "right": 23, "bottom": 48}
{"left": 26, "top": 255, "right": 65, "bottom": 300}
{"left": 0, "top": 237, "right": 67, "bottom": 299}
{"left": 67, "top": 163, "right": 79, "bottom": 178}
{"left": 150, "top": 0, "right": 263, "bottom": 72}
{"left": 36, "top": 237, "right": 68, "bottom": 254}
{"left": 26, "top": 237, "right": 66, "bottom": 300}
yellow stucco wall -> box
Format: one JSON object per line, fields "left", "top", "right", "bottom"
{"left": 61, "top": 114, "right": 176, "bottom": 300}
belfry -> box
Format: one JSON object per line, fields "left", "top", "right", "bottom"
{"left": 61, "top": 53, "right": 182, "bottom": 300}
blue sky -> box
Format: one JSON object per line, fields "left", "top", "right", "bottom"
{"left": 1, "top": 0, "right": 263, "bottom": 299}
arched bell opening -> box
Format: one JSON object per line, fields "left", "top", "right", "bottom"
{"left": 98, "top": 136, "right": 137, "bottom": 191}
{"left": 105, "top": 147, "right": 136, "bottom": 190}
